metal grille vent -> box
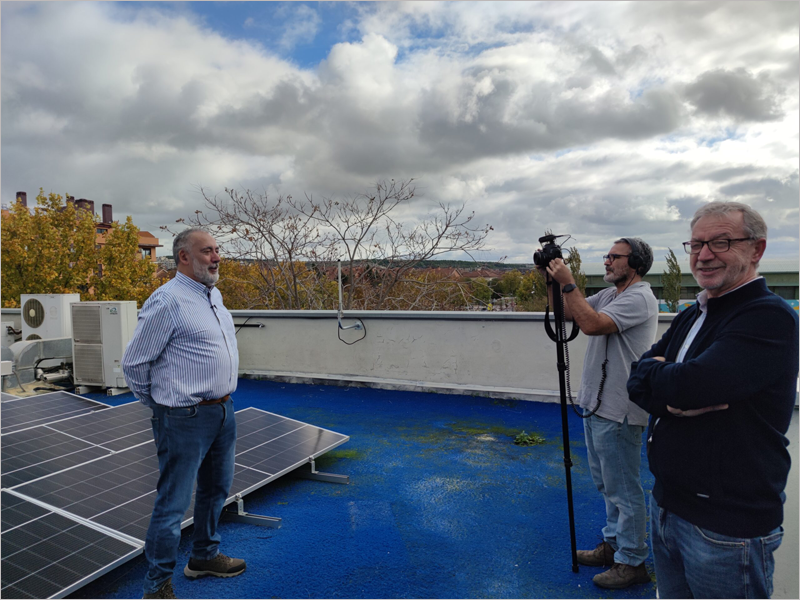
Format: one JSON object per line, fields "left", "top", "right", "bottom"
{"left": 22, "top": 298, "right": 45, "bottom": 328}
{"left": 25, "top": 334, "right": 42, "bottom": 341}
{"left": 73, "top": 345, "right": 104, "bottom": 384}
{"left": 71, "top": 305, "right": 102, "bottom": 344}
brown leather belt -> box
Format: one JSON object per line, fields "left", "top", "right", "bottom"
{"left": 198, "top": 394, "right": 231, "bottom": 406}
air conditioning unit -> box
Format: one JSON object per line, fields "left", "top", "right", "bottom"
{"left": 72, "top": 301, "right": 137, "bottom": 390}
{"left": 20, "top": 294, "right": 81, "bottom": 341}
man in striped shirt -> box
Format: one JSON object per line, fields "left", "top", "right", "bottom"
{"left": 122, "top": 227, "right": 243, "bottom": 599}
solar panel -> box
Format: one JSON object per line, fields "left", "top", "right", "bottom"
{"left": 1, "top": 401, "right": 152, "bottom": 489}
{"left": 1, "top": 392, "right": 21, "bottom": 402}
{"left": 1, "top": 398, "right": 349, "bottom": 598}
{"left": 13, "top": 408, "right": 349, "bottom": 542}
{"left": 234, "top": 408, "right": 349, "bottom": 480}
{"left": 1, "top": 491, "right": 141, "bottom": 599}
{"left": 45, "top": 400, "right": 152, "bottom": 451}
{"left": 0, "top": 391, "right": 109, "bottom": 435}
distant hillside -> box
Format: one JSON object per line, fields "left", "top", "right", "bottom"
{"left": 214, "top": 257, "right": 537, "bottom": 272}
{"left": 410, "top": 259, "right": 534, "bottom": 270}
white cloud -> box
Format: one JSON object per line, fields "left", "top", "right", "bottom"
{"left": 278, "top": 4, "right": 322, "bottom": 50}
{"left": 2, "top": 1, "right": 797, "bottom": 264}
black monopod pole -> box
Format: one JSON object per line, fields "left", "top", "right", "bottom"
{"left": 544, "top": 278, "right": 580, "bottom": 573}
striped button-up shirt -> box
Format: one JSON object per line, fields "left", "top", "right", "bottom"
{"left": 122, "top": 272, "right": 239, "bottom": 407}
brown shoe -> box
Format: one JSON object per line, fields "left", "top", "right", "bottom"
{"left": 592, "top": 562, "right": 651, "bottom": 589}
{"left": 143, "top": 579, "right": 177, "bottom": 599}
{"left": 576, "top": 540, "right": 615, "bottom": 567}
{"left": 184, "top": 552, "right": 246, "bottom": 579}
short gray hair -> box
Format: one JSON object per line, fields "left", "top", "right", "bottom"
{"left": 690, "top": 201, "right": 768, "bottom": 240}
{"left": 173, "top": 227, "right": 208, "bottom": 262}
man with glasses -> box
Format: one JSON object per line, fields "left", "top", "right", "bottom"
{"left": 628, "top": 201, "right": 798, "bottom": 598}
{"left": 541, "top": 237, "right": 658, "bottom": 589}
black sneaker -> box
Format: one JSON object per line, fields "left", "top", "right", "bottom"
{"left": 184, "top": 553, "right": 246, "bottom": 579}
{"left": 143, "top": 579, "right": 177, "bottom": 599}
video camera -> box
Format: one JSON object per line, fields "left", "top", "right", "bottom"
{"left": 533, "top": 232, "right": 568, "bottom": 269}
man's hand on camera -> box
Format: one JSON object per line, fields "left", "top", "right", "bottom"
{"left": 545, "top": 258, "right": 575, "bottom": 286}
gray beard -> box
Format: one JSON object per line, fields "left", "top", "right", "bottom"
{"left": 603, "top": 270, "right": 626, "bottom": 285}
{"left": 192, "top": 259, "right": 219, "bottom": 287}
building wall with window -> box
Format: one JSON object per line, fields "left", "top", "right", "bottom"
{"left": 95, "top": 224, "right": 160, "bottom": 262}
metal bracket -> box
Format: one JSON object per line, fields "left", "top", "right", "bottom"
{"left": 291, "top": 458, "right": 350, "bottom": 484}
{"left": 221, "top": 495, "right": 281, "bottom": 528}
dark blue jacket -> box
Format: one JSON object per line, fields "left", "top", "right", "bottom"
{"left": 628, "top": 278, "right": 798, "bottom": 538}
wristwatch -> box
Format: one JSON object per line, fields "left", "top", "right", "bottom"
{"left": 562, "top": 283, "right": 577, "bottom": 294}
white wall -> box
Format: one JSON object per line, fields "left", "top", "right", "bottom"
{"left": 231, "top": 310, "right": 674, "bottom": 402}
{"left": 0, "top": 307, "right": 674, "bottom": 401}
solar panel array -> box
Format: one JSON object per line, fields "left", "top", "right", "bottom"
{"left": 1, "top": 491, "right": 140, "bottom": 599}
{"left": 1, "top": 391, "right": 109, "bottom": 435}
{"left": 1, "top": 392, "right": 349, "bottom": 598}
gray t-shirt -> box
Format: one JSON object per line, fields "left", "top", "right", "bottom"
{"left": 577, "top": 281, "right": 659, "bottom": 426}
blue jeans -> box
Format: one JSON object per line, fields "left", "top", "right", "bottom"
{"left": 143, "top": 399, "right": 237, "bottom": 595}
{"left": 583, "top": 413, "right": 648, "bottom": 566}
{"left": 650, "top": 492, "right": 783, "bottom": 598}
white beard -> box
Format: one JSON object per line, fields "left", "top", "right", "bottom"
{"left": 192, "top": 258, "right": 219, "bottom": 286}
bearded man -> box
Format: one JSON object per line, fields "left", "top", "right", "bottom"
{"left": 123, "top": 227, "right": 244, "bottom": 599}
{"left": 543, "top": 237, "right": 658, "bottom": 589}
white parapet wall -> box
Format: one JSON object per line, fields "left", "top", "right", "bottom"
{"left": 0, "top": 307, "right": 675, "bottom": 402}
{"left": 231, "top": 310, "right": 674, "bottom": 402}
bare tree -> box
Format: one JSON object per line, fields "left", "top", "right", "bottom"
{"left": 162, "top": 188, "right": 337, "bottom": 309}
{"left": 164, "top": 179, "right": 491, "bottom": 310}
{"left": 289, "top": 179, "right": 492, "bottom": 310}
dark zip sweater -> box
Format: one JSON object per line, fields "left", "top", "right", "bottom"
{"left": 627, "top": 278, "right": 798, "bottom": 538}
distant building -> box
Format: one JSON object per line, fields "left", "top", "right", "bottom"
{"left": 6, "top": 191, "right": 162, "bottom": 262}
{"left": 156, "top": 256, "right": 176, "bottom": 271}
{"left": 583, "top": 270, "right": 798, "bottom": 301}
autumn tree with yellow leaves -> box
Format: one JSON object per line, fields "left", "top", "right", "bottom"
{"left": 2, "top": 190, "right": 96, "bottom": 306}
{"left": 90, "top": 216, "right": 165, "bottom": 307}
{"left": 2, "top": 190, "right": 162, "bottom": 308}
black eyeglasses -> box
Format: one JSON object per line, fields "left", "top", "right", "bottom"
{"left": 603, "top": 254, "right": 630, "bottom": 262}
{"left": 682, "top": 238, "right": 753, "bottom": 254}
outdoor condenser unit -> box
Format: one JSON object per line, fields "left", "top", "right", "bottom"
{"left": 71, "top": 301, "right": 137, "bottom": 390}
{"left": 20, "top": 293, "right": 80, "bottom": 341}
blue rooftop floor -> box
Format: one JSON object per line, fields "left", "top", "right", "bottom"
{"left": 69, "top": 379, "right": 657, "bottom": 599}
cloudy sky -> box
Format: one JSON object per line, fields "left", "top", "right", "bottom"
{"left": 2, "top": 1, "right": 798, "bottom": 272}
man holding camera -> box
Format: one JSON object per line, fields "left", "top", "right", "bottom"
{"left": 627, "top": 202, "right": 798, "bottom": 598}
{"left": 541, "top": 237, "right": 658, "bottom": 589}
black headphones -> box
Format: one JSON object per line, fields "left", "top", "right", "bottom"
{"left": 620, "top": 237, "right": 644, "bottom": 274}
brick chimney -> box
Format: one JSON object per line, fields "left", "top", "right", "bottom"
{"left": 76, "top": 198, "right": 95, "bottom": 215}
{"left": 102, "top": 203, "right": 113, "bottom": 224}
{"left": 16, "top": 191, "right": 27, "bottom": 207}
